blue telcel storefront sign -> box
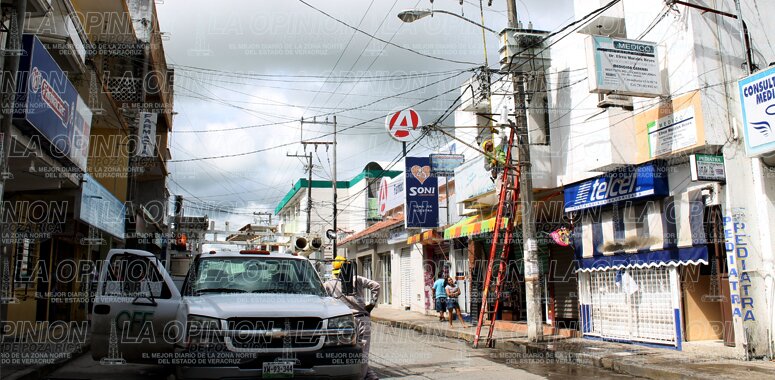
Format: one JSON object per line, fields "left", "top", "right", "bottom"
{"left": 564, "top": 161, "right": 669, "bottom": 212}
{"left": 13, "top": 34, "right": 92, "bottom": 171}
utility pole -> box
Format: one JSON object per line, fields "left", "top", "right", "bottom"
{"left": 505, "top": 0, "right": 543, "bottom": 342}
{"left": 300, "top": 116, "right": 337, "bottom": 258}
{"left": 286, "top": 152, "right": 313, "bottom": 233}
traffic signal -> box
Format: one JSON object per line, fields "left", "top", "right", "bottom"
{"left": 170, "top": 233, "right": 187, "bottom": 251}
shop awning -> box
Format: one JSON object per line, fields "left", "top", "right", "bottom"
{"left": 443, "top": 213, "right": 495, "bottom": 239}
{"left": 573, "top": 188, "right": 709, "bottom": 272}
{"left": 443, "top": 210, "right": 522, "bottom": 240}
{"left": 407, "top": 230, "right": 442, "bottom": 245}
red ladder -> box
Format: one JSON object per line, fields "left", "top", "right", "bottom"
{"left": 473, "top": 125, "right": 521, "bottom": 348}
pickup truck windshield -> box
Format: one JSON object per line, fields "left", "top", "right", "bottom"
{"left": 184, "top": 257, "right": 326, "bottom": 296}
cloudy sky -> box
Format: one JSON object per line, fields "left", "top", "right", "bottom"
{"left": 156, "top": 0, "right": 573, "bottom": 228}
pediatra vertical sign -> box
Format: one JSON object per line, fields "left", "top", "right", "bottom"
{"left": 586, "top": 35, "right": 662, "bottom": 97}
{"left": 404, "top": 157, "right": 439, "bottom": 228}
{"left": 138, "top": 112, "right": 157, "bottom": 158}
{"left": 738, "top": 65, "right": 775, "bottom": 157}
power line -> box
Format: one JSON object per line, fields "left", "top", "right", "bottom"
{"left": 296, "top": 0, "right": 480, "bottom": 66}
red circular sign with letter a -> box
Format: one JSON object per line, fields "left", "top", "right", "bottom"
{"left": 385, "top": 108, "right": 422, "bottom": 142}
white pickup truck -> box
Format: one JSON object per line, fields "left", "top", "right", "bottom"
{"left": 91, "top": 248, "right": 364, "bottom": 379}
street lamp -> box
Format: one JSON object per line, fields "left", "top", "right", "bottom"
{"left": 397, "top": 9, "right": 497, "bottom": 35}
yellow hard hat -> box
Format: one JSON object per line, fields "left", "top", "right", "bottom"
{"left": 332, "top": 256, "right": 346, "bottom": 269}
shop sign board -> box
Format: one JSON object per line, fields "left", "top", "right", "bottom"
{"left": 738, "top": 65, "right": 775, "bottom": 157}
{"left": 378, "top": 176, "right": 404, "bottom": 216}
{"left": 563, "top": 161, "right": 669, "bottom": 212}
{"left": 635, "top": 91, "right": 706, "bottom": 162}
{"left": 430, "top": 153, "right": 465, "bottom": 177}
{"left": 79, "top": 173, "right": 126, "bottom": 239}
{"left": 14, "top": 35, "right": 92, "bottom": 171}
{"left": 690, "top": 154, "right": 725, "bottom": 182}
{"left": 586, "top": 35, "right": 662, "bottom": 97}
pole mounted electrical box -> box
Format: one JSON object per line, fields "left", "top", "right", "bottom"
{"left": 498, "top": 27, "right": 551, "bottom": 74}
{"left": 460, "top": 72, "right": 491, "bottom": 113}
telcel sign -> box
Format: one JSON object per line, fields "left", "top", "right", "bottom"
{"left": 738, "top": 65, "right": 775, "bottom": 157}
{"left": 564, "top": 161, "right": 669, "bottom": 212}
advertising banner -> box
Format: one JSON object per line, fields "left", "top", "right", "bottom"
{"left": 738, "top": 65, "right": 775, "bottom": 157}
{"left": 13, "top": 34, "right": 92, "bottom": 171}
{"left": 378, "top": 176, "right": 404, "bottom": 216}
{"left": 586, "top": 35, "right": 662, "bottom": 97}
{"left": 404, "top": 157, "right": 439, "bottom": 228}
{"left": 137, "top": 112, "right": 158, "bottom": 158}
{"left": 563, "top": 161, "right": 669, "bottom": 212}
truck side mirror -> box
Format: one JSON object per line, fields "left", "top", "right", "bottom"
{"left": 340, "top": 261, "right": 356, "bottom": 296}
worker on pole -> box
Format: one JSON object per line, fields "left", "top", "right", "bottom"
{"left": 324, "top": 256, "right": 381, "bottom": 380}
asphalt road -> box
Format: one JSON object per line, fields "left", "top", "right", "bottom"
{"left": 43, "top": 323, "right": 640, "bottom": 379}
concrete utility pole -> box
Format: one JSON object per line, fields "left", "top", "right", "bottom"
{"left": 505, "top": 0, "right": 543, "bottom": 342}
{"left": 299, "top": 116, "right": 337, "bottom": 258}
{"left": 287, "top": 152, "right": 313, "bottom": 233}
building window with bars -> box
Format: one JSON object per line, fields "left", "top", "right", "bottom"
{"left": 14, "top": 239, "right": 37, "bottom": 286}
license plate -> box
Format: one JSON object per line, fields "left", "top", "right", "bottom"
{"left": 262, "top": 361, "right": 294, "bottom": 378}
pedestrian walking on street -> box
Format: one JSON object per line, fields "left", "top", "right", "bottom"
{"left": 432, "top": 273, "right": 448, "bottom": 322}
{"left": 445, "top": 277, "right": 468, "bottom": 328}
{"left": 324, "top": 256, "right": 381, "bottom": 380}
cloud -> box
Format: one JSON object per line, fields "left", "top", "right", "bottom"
{"left": 157, "top": 0, "right": 573, "bottom": 226}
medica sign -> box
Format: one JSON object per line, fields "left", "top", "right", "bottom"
{"left": 739, "top": 65, "right": 775, "bottom": 157}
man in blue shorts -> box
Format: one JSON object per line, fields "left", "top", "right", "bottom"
{"left": 432, "top": 273, "right": 448, "bottom": 321}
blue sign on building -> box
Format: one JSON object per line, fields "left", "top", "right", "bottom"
{"left": 405, "top": 156, "right": 439, "bottom": 228}
{"left": 564, "top": 161, "right": 669, "bottom": 212}
{"left": 13, "top": 34, "right": 92, "bottom": 171}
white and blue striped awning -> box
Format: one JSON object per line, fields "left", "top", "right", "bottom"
{"left": 572, "top": 188, "right": 708, "bottom": 272}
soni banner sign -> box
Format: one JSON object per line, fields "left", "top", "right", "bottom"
{"left": 564, "top": 161, "right": 669, "bottom": 212}
{"left": 738, "top": 65, "right": 775, "bottom": 157}
{"left": 13, "top": 34, "right": 92, "bottom": 171}
{"left": 404, "top": 156, "right": 439, "bottom": 228}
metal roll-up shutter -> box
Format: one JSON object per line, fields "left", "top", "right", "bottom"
{"left": 400, "top": 247, "right": 412, "bottom": 308}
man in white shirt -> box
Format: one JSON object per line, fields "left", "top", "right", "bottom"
{"left": 324, "top": 256, "right": 380, "bottom": 380}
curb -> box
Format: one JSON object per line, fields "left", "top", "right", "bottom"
{"left": 3, "top": 342, "right": 91, "bottom": 380}
{"left": 370, "top": 316, "right": 706, "bottom": 380}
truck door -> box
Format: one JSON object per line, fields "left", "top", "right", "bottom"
{"left": 91, "top": 250, "right": 182, "bottom": 363}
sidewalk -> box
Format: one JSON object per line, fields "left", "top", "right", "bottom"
{"left": 371, "top": 307, "right": 775, "bottom": 380}
{"left": 0, "top": 329, "right": 91, "bottom": 380}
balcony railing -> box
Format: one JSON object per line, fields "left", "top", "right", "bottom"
{"left": 106, "top": 76, "right": 143, "bottom": 103}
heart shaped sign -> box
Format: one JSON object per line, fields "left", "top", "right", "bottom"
{"left": 411, "top": 165, "right": 431, "bottom": 185}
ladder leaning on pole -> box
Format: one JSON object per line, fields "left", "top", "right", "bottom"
{"left": 473, "top": 123, "right": 522, "bottom": 348}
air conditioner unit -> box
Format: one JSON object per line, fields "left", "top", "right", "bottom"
{"left": 597, "top": 93, "right": 633, "bottom": 110}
